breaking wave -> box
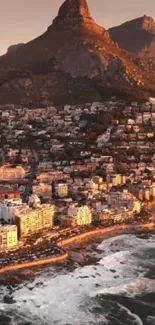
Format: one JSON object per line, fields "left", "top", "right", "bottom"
{"left": 91, "top": 277, "right": 155, "bottom": 298}
{"left": 117, "top": 303, "right": 143, "bottom": 325}
{"left": 0, "top": 234, "right": 155, "bottom": 325}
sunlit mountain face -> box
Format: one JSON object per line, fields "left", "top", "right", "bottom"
{"left": 0, "top": 0, "right": 155, "bottom": 106}
{"left": 1, "top": 233, "right": 155, "bottom": 325}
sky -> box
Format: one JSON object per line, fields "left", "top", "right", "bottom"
{"left": 0, "top": 0, "right": 155, "bottom": 55}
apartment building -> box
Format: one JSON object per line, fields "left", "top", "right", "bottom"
{"left": 0, "top": 225, "right": 18, "bottom": 251}
{"left": 68, "top": 204, "right": 92, "bottom": 226}
{"left": 14, "top": 204, "right": 55, "bottom": 238}
{"left": 0, "top": 199, "right": 23, "bottom": 223}
{"left": 106, "top": 174, "right": 126, "bottom": 187}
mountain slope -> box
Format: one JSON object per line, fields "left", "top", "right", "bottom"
{"left": 0, "top": 1, "right": 154, "bottom": 106}
{"left": 7, "top": 44, "right": 24, "bottom": 54}
{"left": 109, "top": 15, "right": 155, "bottom": 58}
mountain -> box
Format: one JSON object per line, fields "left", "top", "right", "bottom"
{"left": 7, "top": 44, "right": 24, "bottom": 54}
{"left": 0, "top": 1, "right": 155, "bottom": 106}
{"left": 109, "top": 15, "right": 155, "bottom": 58}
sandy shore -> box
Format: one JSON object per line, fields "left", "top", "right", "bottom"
{"left": 0, "top": 222, "right": 154, "bottom": 277}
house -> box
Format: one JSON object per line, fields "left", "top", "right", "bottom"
{"left": 0, "top": 166, "right": 25, "bottom": 181}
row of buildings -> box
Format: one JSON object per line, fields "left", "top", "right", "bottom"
{"left": 0, "top": 194, "right": 93, "bottom": 251}
{"left": 0, "top": 186, "right": 142, "bottom": 252}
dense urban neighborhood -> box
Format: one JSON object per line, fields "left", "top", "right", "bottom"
{"left": 1, "top": 2, "right": 155, "bottom": 325}
{"left": 0, "top": 97, "right": 155, "bottom": 270}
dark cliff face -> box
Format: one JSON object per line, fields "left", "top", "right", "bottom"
{"left": 0, "top": 3, "right": 154, "bottom": 106}
{"left": 109, "top": 15, "right": 155, "bottom": 58}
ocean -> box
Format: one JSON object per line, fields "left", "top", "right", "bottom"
{"left": 0, "top": 233, "right": 155, "bottom": 325}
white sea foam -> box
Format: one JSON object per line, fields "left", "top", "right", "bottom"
{"left": 90, "top": 277, "right": 155, "bottom": 298}
{"left": 98, "top": 234, "right": 155, "bottom": 255}
{"left": 3, "top": 264, "right": 111, "bottom": 325}
{"left": 0, "top": 234, "right": 155, "bottom": 325}
{"left": 117, "top": 303, "right": 143, "bottom": 325}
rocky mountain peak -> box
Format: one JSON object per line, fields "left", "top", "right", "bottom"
{"left": 141, "top": 15, "right": 155, "bottom": 32}
{"left": 56, "top": 0, "right": 90, "bottom": 20}
{"left": 0, "top": 1, "right": 154, "bottom": 106}
{"left": 48, "top": 0, "right": 104, "bottom": 33}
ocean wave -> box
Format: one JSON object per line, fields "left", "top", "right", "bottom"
{"left": 98, "top": 234, "right": 155, "bottom": 256}
{"left": 90, "top": 277, "right": 155, "bottom": 298}
{"left": 6, "top": 264, "right": 109, "bottom": 325}
{"left": 1, "top": 234, "right": 155, "bottom": 325}
{"left": 117, "top": 303, "right": 143, "bottom": 325}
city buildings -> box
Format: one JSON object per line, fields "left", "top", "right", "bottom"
{"left": 67, "top": 204, "right": 92, "bottom": 226}
{"left": 0, "top": 199, "right": 23, "bottom": 223}
{"left": 32, "top": 183, "right": 52, "bottom": 199}
{"left": 108, "top": 190, "right": 141, "bottom": 213}
{"left": 14, "top": 204, "right": 55, "bottom": 238}
{"left": 106, "top": 174, "right": 126, "bottom": 187}
{"left": 0, "top": 225, "right": 18, "bottom": 251}
{"left": 56, "top": 183, "right": 68, "bottom": 198}
{"left": 0, "top": 99, "right": 155, "bottom": 252}
{"left": 0, "top": 166, "right": 25, "bottom": 181}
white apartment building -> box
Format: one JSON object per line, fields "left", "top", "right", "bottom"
{"left": 0, "top": 199, "right": 23, "bottom": 223}
{"left": 68, "top": 204, "right": 92, "bottom": 226}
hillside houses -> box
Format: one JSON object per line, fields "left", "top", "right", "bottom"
{"left": 0, "top": 99, "right": 155, "bottom": 237}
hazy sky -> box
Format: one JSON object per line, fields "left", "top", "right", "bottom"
{"left": 0, "top": 0, "right": 155, "bottom": 55}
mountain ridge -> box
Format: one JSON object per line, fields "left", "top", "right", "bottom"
{"left": 109, "top": 15, "right": 155, "bottom": 58}
{"left": 0, "top": 1, "right": 154, "bottom": 106}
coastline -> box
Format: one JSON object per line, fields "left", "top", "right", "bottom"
{"left": 0, "top": 222, "right": 154, "bottom": 275}
{"left": 57, "top": 223, "right": 155, "bottom": 248}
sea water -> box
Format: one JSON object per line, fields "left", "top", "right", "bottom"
{"left": 0, "top": 234, "right": 155, "bottom": 325}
